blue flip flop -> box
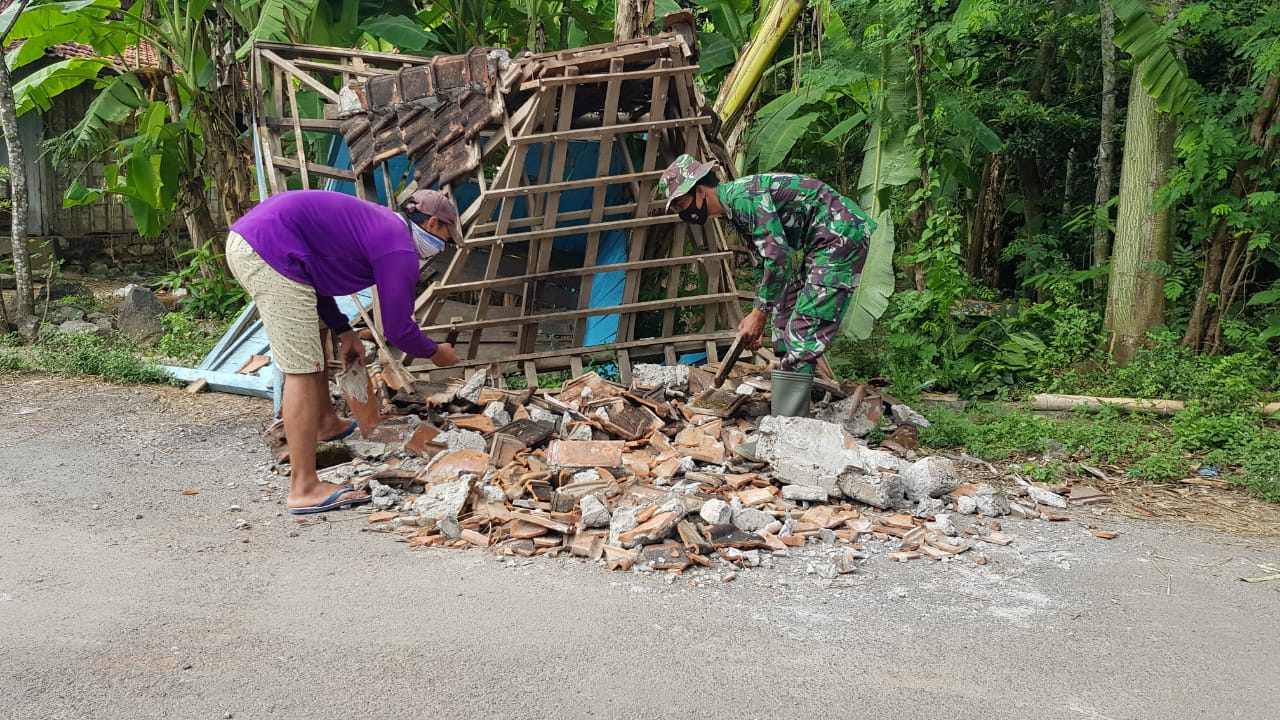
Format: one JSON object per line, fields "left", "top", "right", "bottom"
{"left": 321, "top": 419, "right": 358, "bottom": 443}
{"left": 288, "top": 485, "right": 370, "bottom": 515}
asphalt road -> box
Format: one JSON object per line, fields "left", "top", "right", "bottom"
{"left": 2, "top": 377, "right": 1277, "bottom": 720}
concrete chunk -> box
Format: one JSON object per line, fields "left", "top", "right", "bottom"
{"left": 579, "top": 494, "right": 612, "bottom": 528}
{"left": 781, "top": 484, "right": 829, "bottom": 502}
{"left": 756, "top": 416, "right": 870, "bottom": 498}
{"left": 414, "top": 476, "right": 474, "bottom": 521}
{"left": 836, "top": 471, "right": 905, "bottom": 510}
{"left": 731, "top": 507, "right": 773, "bottom": 533}
{"left": 699, "top": 498, "right": 732, "bottom": 525}
{"left": 900, "top": 456, "right": 961, "bottom": 501}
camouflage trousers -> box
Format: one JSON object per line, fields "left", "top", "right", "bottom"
{"left": 771, "top": 277, "right": 851, "bottom": 374}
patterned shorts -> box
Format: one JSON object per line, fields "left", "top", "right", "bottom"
{"left": 225, "top": 231, "right": 324, "bottom": 375}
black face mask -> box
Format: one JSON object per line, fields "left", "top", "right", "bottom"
{"left": 678, "top": 193, "right": 709, "bottom": 225}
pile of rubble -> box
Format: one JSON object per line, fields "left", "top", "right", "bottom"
{"left": 269, "top": 361, "right": 1085, "bottom": 576}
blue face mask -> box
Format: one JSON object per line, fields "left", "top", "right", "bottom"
{"left": 400, "top": 213, "right": 447, "bottom": 261}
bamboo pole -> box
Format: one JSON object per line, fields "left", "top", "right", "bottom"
{"left": 1029, "top": 393, "right": 1280, "bottom": 418}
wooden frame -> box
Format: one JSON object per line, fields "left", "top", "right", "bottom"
{"left": 249, "top": 30, "right": 746, "bottom": 388}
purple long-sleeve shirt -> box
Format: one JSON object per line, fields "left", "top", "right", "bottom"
{"left": 230, "top": 190, "right": 437, "bottom": 358}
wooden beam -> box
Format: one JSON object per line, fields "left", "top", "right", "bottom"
{"left": 419, "top": 292, "right": 738, "bottom": 334}
{"left": 270, "top": 156, "right": 357, "bottom": 181}
{"left": 519, "top": 64, "right": 698, "bottom": 90}
{"left": 404, "top": 330, "right": 740, "bottom": 372}
{"left": 464, "top": 214, "right": 682, "bottom": 248}
{"left": 258, "top": 48, "right": 342, "bottom": 104}
{"left": 437, "top": 252, "right": 733, "bottom": 294}
{"left": 511, "top": 116, "right": 712, "bottom": 145}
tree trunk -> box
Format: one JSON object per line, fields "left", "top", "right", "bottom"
{"left": 1106, "top": 58, "right": 1178, "bottom": 365}
{"left": 1091, "top": 0, "right": 1118, "bottom": 288}
{"left": 968, "top": 154, "right": 1007, "bottom": 289}
{"left": 614, "top": 0, "right": 654, "bottom": 42}
{"left": 0, "top": 36, "right": 35, "bottom": 323}
{"left": 906, "top": 29, "right": 929, "bottom": 294}
{"left": 1183, "top": 74, "right": 1280, "bottom": 352}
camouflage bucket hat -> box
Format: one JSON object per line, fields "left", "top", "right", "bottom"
{"left": 658, "top": 154, "right": 716, "bottom": 210}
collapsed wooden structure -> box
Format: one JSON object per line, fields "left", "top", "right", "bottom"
{"left": 249, "top": 21, "right": 751, "bottom": 389}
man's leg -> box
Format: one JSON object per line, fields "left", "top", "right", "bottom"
{"left": 781, "top": 284, "right": 850, "bottom": 372}
{"left": 771, "top": 279, "right": 803, "bottom": 359}
{"left": 225, "top": 231, "right": 367, "bottom": 509}
{"left": 282, "top": 370, "right": 365, "bottom": 509}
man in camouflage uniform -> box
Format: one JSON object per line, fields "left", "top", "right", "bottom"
{"left": 659, "top": 154, "right": 875, "bottom": 386}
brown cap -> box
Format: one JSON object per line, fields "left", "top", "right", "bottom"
{"left": 404, "top": 189, "right": 462, "bottom": 244}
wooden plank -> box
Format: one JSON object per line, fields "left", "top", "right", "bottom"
{"left": 404, "top": 331, "right": 739, "bottom": 374}
{"left": 284, "top": 69, "right": 311, "bottom": 188}
{"left": 510, "top": 116, "right": 711, "bottom": 146}
{"left": 520, "top": 64, "right": 698, "bottom": 90}
{"left": 435, "top": 253, "right": 732, "bottom": 295}
{"left": 574, "top": 57, "right": 625, "bottom": 347}
{"left": 481, "top": 169, "right": 665, "bottom": 199}
{"left": 465, "top": 214, "right": 683, "bottom": 248}
{"left": 414, "top": 293, "right": 736, "bottom": 335}
{"left": 258, "top": 48, "right": 342, "bottom": 104}
{"left": 616, "top": 349, "right": 633, "bottom": 386}
{"left": 262, "top": 117, "right": 346, "bottom": 132}
{"left": 270, "top": 156, "right": 358, "bottom": 182}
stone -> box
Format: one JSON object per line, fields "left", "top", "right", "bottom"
{"left": 413, "top": 477, "right": 474, "bottom": 521}
{"left": 699, "top": 498, "right": 732, "bottom": 525}
{"left": 233, "top": 519, "right": 250, "bottom": 530}
{"left": 607, "top": 505, "right": 640, "bottom": 545}
{"left": 927, "top": 512, "right": 960, "bottom": 537}
{"left": 58, "top": 319, "right": 108, "bottom": 337}
{"left": 631, "top": 363, "right": 689, "bottom": 390}
{"left": 455, "top": 368, "right": 487, "bottom": 404}
{"left": 1024, "top": 483, "right": 1069, "bottom": 509}
{"left": 93, "top": 317, "right": 115, "bottom": 333}
{"left": 529, "top": 407, "right": 558, "bottom": 427}
{"left": 50, "top": 305, "right": 86, "bottom": 323}
{"left": 755, "top": 416, "right": 869, "bottom": 498}
{"left": 731, "top": 507, "right": 773, "bottom": 533}
{"left": 88, "top": 262, "right": 109, "bottom": 277}
{"left": 955, "top": 484, "right": 1010, "bottom": 516}
{"left": 889, "top": 402, "right": 930, "bottom": 428}
{"left": 836, "top": 471, "right": 904, "bottom": 510}
{"left": 781, "top": 484, "right": 829, "bottom": 502}
{"left": 900, "top": 456, "right": 961, "bottom": 501}
{"left": 914, "top": 497, "right": 947, "bottom": 517}
{"left": 566, "top": 423, "right": 594, "bottom": 441}
{"left": 818, "top": 528, "right": 837, "bottom": 544}
{"left": 482, "top": 401, "right": 511, "bottom": 428}
{"left": 115, "top": 285, "right": 166, "bottom": 341}
{"left": 438, "top": 516, "right": 462, "bottom": 540}
{"left": 579, "top": 494, "right": 612, "bottom": 528}
{"left": 368, "top": 479, "right": 403, "bottom": 510}
{"left": 437, "top": 429, "right": 486, "bottom": 453}
{"left": 814, "top": 397, "right": 877, "bottom": 437}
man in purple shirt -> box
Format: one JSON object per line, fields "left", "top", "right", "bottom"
{"left": 227, "top": 189, "right": 459, "bottom": 514}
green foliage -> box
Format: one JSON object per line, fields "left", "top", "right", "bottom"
{"left": 32, "top": 332, "right": 172, "bottom": 384}
{"left": 0, "top": 350, "right": 27, "bottom": 373}
{"left": 156, "top": 240, "right": 248, "bottom": 320}
{"left": 155, "top": 312, "right": 223, "bottom": 366}
{"left": 1059, "top": 328, "right": 1276, "bottom": 411}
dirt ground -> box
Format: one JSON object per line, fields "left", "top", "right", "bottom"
{"left": 2, "top": 375, "right": 1278, "bottom": 720}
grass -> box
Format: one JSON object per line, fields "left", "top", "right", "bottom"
{"left": 31, "top": 332, "right": 174, "bottom": 385}
{"left": 919, "top": 403, "right": 1279, "bottom": 502}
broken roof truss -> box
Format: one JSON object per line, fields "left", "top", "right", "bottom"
{"left": 250, "top": 27, "right": 752, "bottom": 389}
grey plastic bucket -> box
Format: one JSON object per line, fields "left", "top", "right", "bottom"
{"left": 770, "top": 369, "right": 814, "bottom": 417}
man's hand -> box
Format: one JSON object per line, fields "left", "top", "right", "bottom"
{"left": 337, "top": 331, "right": 365, "bottom": 370}
{"left": 738, "top": 308, "right": 769, "bottom": 350}
{"left": 432, "top": 342, "right": 459, "bottom": 368}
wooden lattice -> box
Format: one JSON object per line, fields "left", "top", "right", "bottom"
{"left": 251, "top": 29, "right": 750, "bottom": 387}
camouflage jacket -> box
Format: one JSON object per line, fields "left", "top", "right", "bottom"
{"left": 717, "top": 174, "right": 875, "bottom": 313}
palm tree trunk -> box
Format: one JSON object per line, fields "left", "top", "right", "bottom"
{"left": 0, "top": 3, "right": 35, "bottom": 323}
{"left": 614, "top": 0, "right": 654, "bottom": 41}
{"left": 1106, "top": 57, "right": 1178, "bottom": 365}
{"left": 1091, "top": 0, "right": 1118, "bottom": 287}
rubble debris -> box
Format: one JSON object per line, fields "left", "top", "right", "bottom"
{"left": 273, "top": 362, "right": 1057, "bottom": 578}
